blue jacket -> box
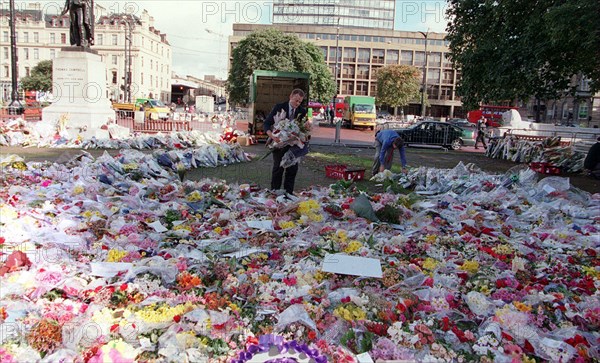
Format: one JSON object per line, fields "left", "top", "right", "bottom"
{"left": 263, "top": 101, "right": 307, "bottom": 133}
{"left": 376, "top": 129, "right": 407, "bottom": 167}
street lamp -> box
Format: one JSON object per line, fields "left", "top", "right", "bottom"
{"left": 418, "top": 30, "right": 429, "bottom": 117}
{"left": 8, "top": 0, "right": 23, "bottom": 113}
{"left": 122, "top": 15, "right": 134, "bottom": 103}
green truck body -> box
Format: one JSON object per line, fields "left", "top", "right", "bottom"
{"left": 342, "top": 95, "right": 376, "bottom": 129}
{"left": 248, "top": 70, "right": 310, "bottom": 142}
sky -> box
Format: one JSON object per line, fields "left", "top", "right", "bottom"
{"left": 24, "top": 1, "right": 450, "bottom": 80}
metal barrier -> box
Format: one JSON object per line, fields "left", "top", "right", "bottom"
{"left": 0, "top": 106, "right": 43, "bottom": 122}
{"left": 503, "top": 128, "right": 599, "bottom": 153}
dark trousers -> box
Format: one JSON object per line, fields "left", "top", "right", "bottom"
{"left": 475, "top": 131, "right": 487, "bottom": 148}
{"left": 271, "top": 146, "right": 298, "bottom": 194}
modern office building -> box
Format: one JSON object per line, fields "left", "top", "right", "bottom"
{"left": 273, "top": 0, "right": 395, "bottom": 30}
{"left": 0, "top": 2, "right": 172, "bottom": 104}
{"left": 230, "top": 23, "right": 464, "bottom": 118}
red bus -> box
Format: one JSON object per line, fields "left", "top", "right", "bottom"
{"left": 467, "top": 105, "right": 518, "bottom": 127}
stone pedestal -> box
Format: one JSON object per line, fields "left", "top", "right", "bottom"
{"left": 42, "top": 47, "right": 114, "bottom": 139}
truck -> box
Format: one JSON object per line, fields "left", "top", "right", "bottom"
{"left": 112, "top": 98, "right": 172, "bottom": 121}
{"left": 248, "top": 70, "right": 310, "bottom": 142}
{"left": 342, "top": 95, "right": 376, "bottom": 129}
{"left": 195, "top": 95, "right": 214, "bottom": 114}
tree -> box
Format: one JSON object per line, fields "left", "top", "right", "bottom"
{"left": 376, "top": 65, "right": 421, "bottom": 111}
{"left": 21, "top": 60, "right": 53, "bottom": 92}
{"left": 226, "top": 28, "right": 336, "bottom": 105}
{"left": 445, "top": 0, "right": 600, "bottom": 113}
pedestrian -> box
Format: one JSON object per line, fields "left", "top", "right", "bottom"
{"left": 264, "top": 88, "right": 307, "bottom": 194}
{"left": 372, "top": 129, "right": 407, "bottom": 176}
{"left": 474, "top": 116, "right": 488, "bottom": 149}
{"left": 329, "top": 106, "right": 335, "bottom": 124}
{"left": 583, "top": 136, "right": 600, "bottom": 179}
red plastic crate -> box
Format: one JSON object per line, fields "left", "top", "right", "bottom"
{"left": 529, "top": 162, "right": 561, "bottom": 175}
{"left": 325, "top": 164, "right": 366, "bottom": 181}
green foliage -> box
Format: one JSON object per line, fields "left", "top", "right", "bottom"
{"left": 226, "top": 28, "right": 336, "bottom": 105}
{"left": 375, "top": 204, "right": 402, "bottom": 224}
{"left": 20, "top": 60, "right": 53, "bottom": 92}
{"left": 376, "top": 65, "right": 422, "bottom": 108}
{"left": 446, "top": 0, "right": 600, "bottom": 110}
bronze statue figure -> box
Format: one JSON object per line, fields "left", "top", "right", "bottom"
{"left": 61, "top": 0, "right": 95, "bottom": 47}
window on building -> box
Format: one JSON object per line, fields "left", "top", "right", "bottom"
{"left": 341, "top": 80, "right": 353, "bottom": 95}
{"left": 372, "top": 49, "right": 384, "bottom": 64}
{"left": 141, "top": 56, "right": 144, "bottom": 67}
{"left": 50, "top": 33, "right": 56, "bottom": 44}
{"left": 427, "top": 85, "right": 439, "bottom": 99}
{"left": 442, "top": 70, "right": 454, "bottom": 84}
{"left": 386, "top": 49, "right": 399, "bottom": 64}
{"left": 3, "top": 47, "right": 8, "bottom": 59}
{"left": 401, "top": 50, "right": 413, "bottom": 65}
{"left": 3, "top": 65, "right": 8, "bottom": 77}
{"left": 427, "top": 69, "right": 440, "bottom": 84}
{"left": 112, "top": 34, "right": 118, "bottom": 45}
{"left": 357, "top": 65, "right": 370, "bottom": 79}
{"left": 428, "top": 52, "right": 441, "bottom": 67}
{"left": 25, "top": 67, "right": 30, "bottom": 77}
{"left": 357, "top": 48, "right": 370, "bottom": 63}
{"left": 2, "top": 31, "right": 8, "bottom": 43}
{"left": 320, "top": 46, "right": 327, "bottom": 61}
{"left": 415, "top": 51, "right": 425, "bottom": 66}
{"left": 112, "top": 55, "right": 117, "bottom": 64}
{"left": 150, "top": 60, "right": 153, "bottom": 69}
{"left": 328, "top": 47, "right": 340, "bottom": 62}
{"left": 579, "top": 104, "right": 588, "bottom": 119}
{"left": 61, "top": 33, "right": 66, "bottom": 44}
{"left": 141, "top": 73, "right": 144, "bottom": 85}
{"left": 24, "top": 48, "right": 29, "bottom": 60}
{"left": 442, "top": 53, "right": 452, "bottom": 68}
{"left": 33, "top": 32, "right": 39, "bottom": 43}
{"left": 343, "top": 48, "right": 356, "bottom": 62}
{"left": 97, "top": 34, "right": 103, "bottom": 45}
{"left": 112, "top": 71, "right": 117, "bottom": 84}
{"left": 23, "top": 32, "right": 29, "bottom": 43}
{"left": 440, "top": 86, "right": 453, "bottom": 100}
{"left": 356, "top": 81, "right": 369, "bottom": 95}
{"left": 342, "top": 64, "right": 355, "bottom": 78}
{"left": 150, "top": 75, "right": 153, "bottom": 86}
{"left": 34, "top": 48, "right": 39, "bottom": 59}
{"left": 50, "top": 49, "right": 56, "bottom": 58}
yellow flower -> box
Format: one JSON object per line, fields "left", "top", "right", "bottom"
{"left": 72, "top": 185, "right": 85, "bottom": 195}
{"left": 229, "top": 303, "right": 240, "bottom": 312}
{"left": 187, "top": 190, "right": 203, "bottom": 202}
{"left": 422, "top": 257, "right": 439, "bottom": 271}
{"left": 582, "top": 266, "right": 599, "bottom": 278}
{"left": 425, "top": 234, "right": 437, "bottom": 243}
{"left": 334, "top": 305, "right": 366, "bottom": 321}
{"left": 106, "top": 249, "right": 128, "bottom": 262}
{"left": 344, "top": 240, "right": 363, "bottom": 254}
{"left": 460, "top": 260, "right": 480, "bottom": 274}
{"left": 298, "top": 200, "right": 320, "bottom": 215}
{"left": 308, "top": 212, "right": 323, "bottom": 222}
{"left": 513, "top": 301, "right": 532, "bottom": 312}
{"left": 213, "top": 226, "right": 222, "bottom": 234}
{"left": 134, "top": 302, "right": 194, "bottom": 323}
{"left": 278, "top": 220, "right": 296, "bottom": 229}
{"left": 336, "top": 229, "right": 348, "bottom": 243}
{"left": 493, "top": 244, "right": 513, "bottom": 255}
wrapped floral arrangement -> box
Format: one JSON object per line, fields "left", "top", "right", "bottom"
{"left": 0, "top": 152, "right": 598, "bottom": 363}
{"left": 266, "top": 109, "right": 312, "bottom": 168}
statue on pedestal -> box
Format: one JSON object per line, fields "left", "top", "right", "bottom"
{"left": 61, "top": 0, "right": 95, "bottom": 47}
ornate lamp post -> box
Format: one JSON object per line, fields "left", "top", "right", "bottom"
{"left": 8, "top": 0, "right": 23, "bottom": 113}
{"left": 122, "top": 15, "right": 134, "bottom": 103}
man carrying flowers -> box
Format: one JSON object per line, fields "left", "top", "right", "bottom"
{"left": 264, "top": 88, "right": 309, "bottom": 194}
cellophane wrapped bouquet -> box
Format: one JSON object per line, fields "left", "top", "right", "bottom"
{"left": 268, "top": 109, "right": 311, "bottom": 168}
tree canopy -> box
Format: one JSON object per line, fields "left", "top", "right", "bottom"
{"left": 21, "top": 60, "right": 53, "bottom": 92}
{"left": 445, "top": 0, "right": 600, "bottom": 111}
{"left": 376, "top": 65, "right": 422, "bottom": 109}
{"left": 226, "top": 28, "right": 336, "bottom": 105}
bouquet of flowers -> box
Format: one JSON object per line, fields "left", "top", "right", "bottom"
{"left": 267, "top": 109, "right": 312, "bottom": 168}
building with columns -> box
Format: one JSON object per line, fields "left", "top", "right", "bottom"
{"left": 0, "top": 2, "right": 172, "bottom": 104}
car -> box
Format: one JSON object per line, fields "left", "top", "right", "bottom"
{"left": 392, "top": 121, "right": 470, "bottom": 150}
{"left": 447, "top": 118, "right": 474, "bottom": 128}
